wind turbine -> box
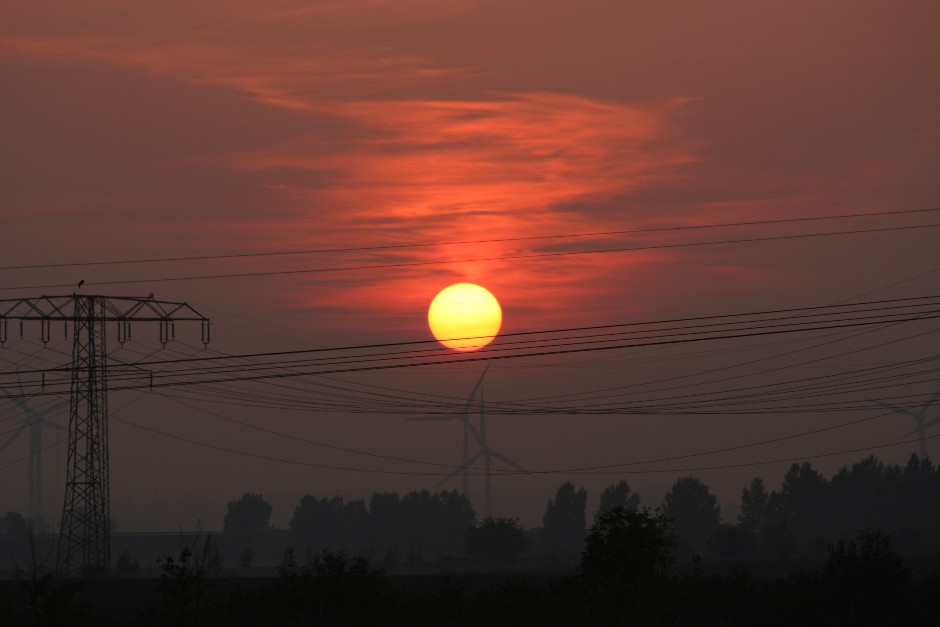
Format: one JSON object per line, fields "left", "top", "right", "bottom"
{"left": 873, "top": 390, "right": 940, "bottom": 460}
{"left": 412, "top": 364, "right": 490, "bottom": 498}
{"left": 0, "top": 376, "right": 68, "bottom": 521}
{"left": 415, "top": 364, "right": 529, "bottom": 518}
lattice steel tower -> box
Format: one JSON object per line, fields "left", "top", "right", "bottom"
{"left": 0, "top": 294, "right": 209, "bottom": 576}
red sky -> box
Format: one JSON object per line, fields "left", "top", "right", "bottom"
{"left": 2, "top": 1, "right": 939, "bottom": 529}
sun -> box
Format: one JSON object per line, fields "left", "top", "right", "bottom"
{"left": 428, "top": 283, "right": 502, "bottom": 352}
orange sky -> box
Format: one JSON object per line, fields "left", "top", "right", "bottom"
{"left": 1, "top": 1, "right": 939, "bottom": 528}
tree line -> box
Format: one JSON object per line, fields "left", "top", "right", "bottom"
{"left": 220, "top": 453, "right": 940, "bottom": 565}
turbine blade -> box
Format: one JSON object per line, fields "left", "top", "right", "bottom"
{"left": 871, "top": 399, "right": 918, "bottom": 418}
{"left": 434, "top": 450, "right": 485, "bottom": 487}
{"left": 923, "top": 390, "right": 940, "bottom": 409}
{"left": 0, "top": 424, "right": 27, "bottom": 454}
{"left": 0, "top": 385, "right": 30, "bottom": 411}
{"left": 489, "top": 451, "right": 532, "bottom": 475}
{"left": 465, "top": 449, "right": 485, "bottom": 466}
{"left": 464, "top": 419, "right": 483, "bottom": 446}
{"left": 463, "top": 363, "right": 491, "bottom": 410}
{"left": 35, "top": 400, "right": 69, "bottom": 418}
{"left": 41, "top": 420, "right": 69, "bottom": 432}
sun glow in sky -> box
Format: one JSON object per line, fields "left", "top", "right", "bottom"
{"left": 2, "top": 1, "right": 939, "bottom": 529}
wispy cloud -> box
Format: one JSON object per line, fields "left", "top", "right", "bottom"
{"left": 224, "top": 93, "right": 698, "bottom": 324}
{"left": 3, "top": 8, "right": 701, "bottom": 328}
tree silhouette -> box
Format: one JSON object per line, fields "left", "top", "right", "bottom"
{"left": 290, "top": 495, "right": 367, "bottom": 553}
{"left": 828, "top": 456, "right": 889, "bottom": 538}
{"left": 466, "top": 516, "right": 528, "bottom": 565}
{"left": 542, "top": 481, "right": 588, "bottom": 556}
{"left": 398, "top": 489, "right": 476, "bottom": 558}
{"left": 823, "top": 529, "right": 909, "bottom": 623}
{"left": 223, "top": 493, "right": 272, "bottom": 533}
{"left": 579, "top": 507, "right": 676, "bottom": 595}
{"left": 892, "top": 454, "right": 940, "bottom": 551}
{"left": 662, "top": 476, "right": 719, "bottom": 556}
{"left": 768, "top": 462, "right": 829, "bottom": 553}
{"left": 438, "top": 489, "right": 477, "bottom": 554}
{"left": 596, "top": 480, "right": 641, "bottom": 519}
{"left": 738, "top": 477, "right": 768, "bottom": 535}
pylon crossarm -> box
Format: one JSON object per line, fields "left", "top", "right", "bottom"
{"left": 106, "top": 297, "right": 205, "bottom": 321}
{"left": 0, "top": 296, "right": 73, "bottom": 319}
{"left": 0, "top": 295, "right": 208, "bottom": 323}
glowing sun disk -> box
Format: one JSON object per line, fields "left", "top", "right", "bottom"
{"left": 428, "top": 283, "right": 502, "bottom": 352}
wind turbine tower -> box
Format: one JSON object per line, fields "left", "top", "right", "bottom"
{"left": 0, "top": 377, "right": 68, "bottom": 521}
{"left": 413, "top": 364, "right": 490, "bottom": 498}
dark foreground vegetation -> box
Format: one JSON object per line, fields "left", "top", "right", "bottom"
{"left": 2, "top": 524, "right": 940, "bottom": 626}
{"left": 4, "top": 453, "right": 940, "bottom": 625}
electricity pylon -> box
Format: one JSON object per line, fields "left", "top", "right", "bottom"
{"left": 0, "top": 294, "right": 209, "bottom": 576}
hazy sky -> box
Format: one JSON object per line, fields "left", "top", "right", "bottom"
{"left": 2, "top": 1, "right": 939, "bottom": 529}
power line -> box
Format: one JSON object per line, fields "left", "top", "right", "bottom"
{"left": 13, "top": 311, "right": 940, "bottom": 400}
{"left": 9, "top": 294, "right": 937, "bottom": 374}
{"left": 156, "top": 391, "right": 462, "bottom": 469}
{"left": 5, "top": 296, "right": 939, "bottom": 399}
{"left": 99, "top": 309, "right": 940, "bottom": 393}
{"left": 158, "top": 293, "right": 935, "bottom": 416}
{"left": 3, "top": 206, "right": 936, "bottom": 273}
{"left": 4, "top": 222, "right": 939, "bottom": 292}
{"left": 108, "top": 409, "right": 940, "bottom": 477}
